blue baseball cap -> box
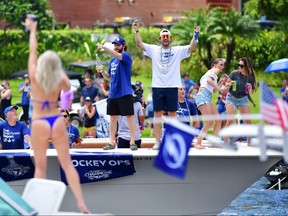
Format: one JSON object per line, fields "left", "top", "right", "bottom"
{"left": 112, "top": 36, "right": 126, "bottom": 46}
{"left": 4, "top": 105, "right": 18, "bottom": 116}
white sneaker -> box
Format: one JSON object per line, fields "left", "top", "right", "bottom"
{"left": 152, "top": 140, "right": 160, "bottom": 150}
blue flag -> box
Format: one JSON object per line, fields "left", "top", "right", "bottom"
{"left": 154, "top": 119, "right": 195, "bottom": 179}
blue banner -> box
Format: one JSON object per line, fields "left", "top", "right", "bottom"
{"left": 0, "top": 152, "right": 35, "bottom": 182}
{"left": 60, "top": 152, "right": 136, "bottom": 184}
{"left": 154, "top": 119, "right": 194, "bottom": 179}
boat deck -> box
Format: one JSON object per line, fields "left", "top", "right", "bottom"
{"left": 5, "top": 141, "right": 283, "bottom": 215}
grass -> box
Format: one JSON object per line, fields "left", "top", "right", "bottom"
{"left": 7, "top": 74, "right": 280, "bottom": 138}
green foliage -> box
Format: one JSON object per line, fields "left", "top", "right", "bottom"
{"left": 244, "top": 0, "right": 288, "bottom": 20}
{"left": 172, "top": 7, "right": 260, "bottom": 74}
{"left": 0, "top": 0, "right": 53, "bottom": 30}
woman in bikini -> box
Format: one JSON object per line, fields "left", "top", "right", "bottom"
{"left": 23, "top": 16, "right": 89, "bottom": 213}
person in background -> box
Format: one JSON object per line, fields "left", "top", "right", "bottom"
{"left": 146, "top": 85, "right": 154, "bottom": 137}
{"left": 177, "top": 84, "right": 199, "bottom": 128}
{"left": 117, "top": 87, "right": 145, "bottom": 148}
{"left": 80, "top": 77, "right": 98, "bottom": 106}
{"left": 195, "top": 58, "right": 228, "bottom": 149}
{"left": 224, "top": 57, "right": 257, "bottom": 146}
{"left": 96, "top": 79, "right": 110, "bottom": 101}
{"left": 23, "top": 16, "right": 89, "bottom": 213}
{"left": 78, "top": 96, "right": 97, "bottom": 138}
{"left": 0, "top": 80, "right": 12, "bottom": 120}
{"left": 61, "top": 109, "right": 82, "bottom": 148}
{"left": 96, "top": 36, "right": 137, "bottom": 151}
{"left": 216, "top": 74, "right": 229, "bottom": 128}
{"left": 0, "top": 105, "right": 31, "bottom": 149}
{"left": 18, "top": 74, "right": 31, "bottom": 125}
{"left": 280, "top": 79, "right": 288, "bottom": 103}
{"left": 182, "top": 73, "right": 195, "bottom": 99}
{"left": 60, "top": 88, "right": 74, "bottom": 111}
{"left": 84, "top": 69, "right": 94, "bottom": 79}
{"left": 133, "top": 20, "right": 200, "bottom": 150}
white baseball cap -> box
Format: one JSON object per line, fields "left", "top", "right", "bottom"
{"left": 159, "top": 29, "right": 171, "bottom": 37}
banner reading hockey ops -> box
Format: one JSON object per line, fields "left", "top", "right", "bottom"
{"left": 60, "top": 152, "right": 136, "bottom": 184}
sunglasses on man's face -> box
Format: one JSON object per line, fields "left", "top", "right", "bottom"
{"left": 161, "top": 34, "right": 170, "bottom": 39}
{"left": 238, "top": 64, "right": 244, "bottom": 68}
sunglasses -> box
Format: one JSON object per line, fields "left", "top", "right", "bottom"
{"left": 161, "top": 34, "right": 170, "bottom": 39}
{"left": 62, "top": 115, "right": 68, "bottom": 118}
{"left": 238, "top": 64, "right": 244, "bottom": 68}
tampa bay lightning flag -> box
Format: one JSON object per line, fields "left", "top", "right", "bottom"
{"left": 154, "top": 119, "right": 197, "bottom": 179}
{"left": 0, "top": 152, "right": 35, "bottom": 182}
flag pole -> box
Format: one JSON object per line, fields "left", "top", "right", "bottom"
{"left": 259, "top": 81, "right": 267, "bottom": 161}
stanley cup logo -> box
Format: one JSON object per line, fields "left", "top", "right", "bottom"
{"left": 1, "top": 155, "right": 30, "bottom": 177}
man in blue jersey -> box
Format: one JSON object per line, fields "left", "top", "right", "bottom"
{"left": 96, "top": 36, "right": 137, "bottom": 150}
{"left": 0, "top": 105, "right": 31, "bottom": 149}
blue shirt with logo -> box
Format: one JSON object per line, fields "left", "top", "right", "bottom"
{"left": 108, "top": 52, "right": 133, "bottom": 98}
{"left": 68, "top": 124, "right": 80, "bottom": 147}
{"left": 0, "top": 121, "right": 29, "bottom": 149}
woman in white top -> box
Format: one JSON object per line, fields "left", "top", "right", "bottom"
{"left": 194, "top": 58, "right": 228, "bottom": 149}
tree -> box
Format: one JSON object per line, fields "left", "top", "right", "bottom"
{"left": 208, "top": 7, "right": 260, "bottom": 72}
{"left": 0, "top": 0, "right": 52, "bottom": 30}
{"left": 0, "top": 0, "right": 53, "bottom": 52}
{"left": 244, "top": 0, "right": 288, "bottom": 21}
{"left": 172, "top": 7, "right": 260, "bottom": 73}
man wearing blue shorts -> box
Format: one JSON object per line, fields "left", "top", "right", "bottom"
{"left": 133, "top": 20, "right": 200, "bottom": 149}
{"left": 96, "top": 36, "right": 137, "bottom": 150}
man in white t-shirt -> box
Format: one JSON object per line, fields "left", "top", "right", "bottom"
{"left": 132, "top": 20, "right": 200, "bottom": 150}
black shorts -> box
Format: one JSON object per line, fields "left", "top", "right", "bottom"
{"left": 107, "top": 95, "right": 134, "bottom": 116}
{"left": 118, "top": 137, "right": 141, "bottom": 148}
{"left": 152, "top": 87, "right": 178, "bottom": 112}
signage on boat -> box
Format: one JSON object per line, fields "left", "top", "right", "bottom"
{"left": 60, "top": 152, "right": 136, "bottom": 184}
{"left": 0, "top": 152, "right": 35, "bottom": 181}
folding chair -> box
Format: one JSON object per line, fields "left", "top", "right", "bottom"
{"left": 22, "top": 178, "right": 66, "bottom": 215}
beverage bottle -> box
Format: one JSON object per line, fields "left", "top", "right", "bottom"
{"left": 95, "top": 54, "right": 102, "bottom": 67}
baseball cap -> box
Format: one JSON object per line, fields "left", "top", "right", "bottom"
{"left": 112, "top": 36, "right": 126, "bottom": 46}
{"left": 135, "top": 81, "right": 142, "bottom": 86}
{"left": 85, "top": 96, "right": 92, "bottom": 101}
{"left": 24, "top": 74, "right": 29, "bottom": 78}
{"left": 4, "top": 105, "right": 18, "bottom": 116}
{"left": 159, "top": 29, "right": 171, "bottom": 37}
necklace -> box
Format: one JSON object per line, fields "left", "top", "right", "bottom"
{"left": 177, "top": 98, "right": 191, "bottom": 123}
{"left": 160, "top": 46, "right": 172, "bottom": 74}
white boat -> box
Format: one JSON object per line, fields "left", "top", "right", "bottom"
{"left": 5, "top": 140, "right": 282, "bottom": 216}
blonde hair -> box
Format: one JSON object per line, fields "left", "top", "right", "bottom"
{"left": 36, "top": 50, "right": 64, "bottom": 94}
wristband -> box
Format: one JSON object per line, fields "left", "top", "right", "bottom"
{"left": 194, "top": 31, "right": 199, "bottom": 42}
{"left": 135, "top": 30, "right": 139, "bottom": 33}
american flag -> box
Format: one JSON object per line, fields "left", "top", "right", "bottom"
{"left": 261, "top": 81, "right": 288, "bottom": 131}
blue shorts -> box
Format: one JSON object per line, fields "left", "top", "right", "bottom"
{"left": 226, "top": 93, "right": 249, "bottom": 109}
{"left": 152, "top": 88, "right": 178, "bottom": 112}
{"left": 195, "top": 88, "right": 212, "bottom": 108}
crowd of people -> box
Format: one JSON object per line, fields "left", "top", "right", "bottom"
{"left": 3, "top": 18, "right": 286, "bottom": 154}
{"left": 1, "top": 14, "right": 277, "bottom": 214}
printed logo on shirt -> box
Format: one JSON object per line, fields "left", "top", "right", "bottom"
{"left": 2, "top": 129, "right": 19, "bottom": 143}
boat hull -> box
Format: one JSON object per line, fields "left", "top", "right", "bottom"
{"left": 7, "top": 147, "right": 282, "bottom": 215}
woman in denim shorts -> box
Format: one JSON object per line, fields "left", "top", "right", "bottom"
{"left": 194, "top": 58, "right": 228, "bottom": 149}
{"left": 224, "top": 57, "right": 257, "bottom": 145}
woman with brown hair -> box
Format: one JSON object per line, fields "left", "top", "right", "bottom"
{"left": 224, "top": 57, "right": 257, "bottom": 146}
